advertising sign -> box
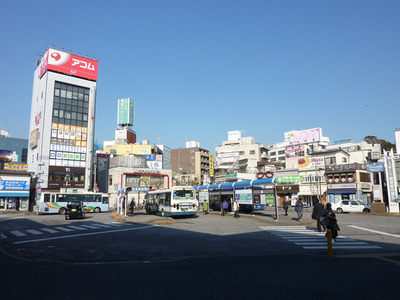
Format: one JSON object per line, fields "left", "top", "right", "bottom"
{"left": 0, "top": 150, "right": 17, "bottom": 162}
{"left": 285, "top": 145, "right": 305, "bottom": 159}
{"left": 298, "top": 157, "right": 325, "bottom": 169}
{"left": 289, "top": 128, "right": 321, "bottom": 144}
{"left": 40, "top": 49, "right": 98, "bottom": 81}
{"left": 235, "top": 190, "right": 252, "bottom": 205}
{"left": 209, "top": 154, "right": 214, "bottom": 177}
{"left": 117, "top": 98, "right": 135, "bottom": 126}
{"left": 0, "top": 180, "right": 30, "bottom": 191}
{"left": 4, "top": 163, "right": 28, "bottom": 171}
{"left": 367, "top": 162, "right": 385, "bottom": 173}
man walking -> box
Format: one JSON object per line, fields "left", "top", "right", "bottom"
{"left": 295, "top": 197, "right": 304, "bottom": 222}
{"left": 221, "top": 199, "right": 229, "bottom": 216}
{"left": 312, "top": 199, "right": 325, "bottom": 232}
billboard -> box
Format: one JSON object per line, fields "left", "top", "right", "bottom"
{"left": 40, "top": 49, "right": 98, "bottom": 81}
{"left": 289, "top": 128, "right": 321, "bottom": 144}
{"left": 117, "top": 98, "right": 135, "bottom": 126}
{"left": 285, "top": 145, "right": 305, "bottom": 159}
{"left": 298, "top": 157, "right": 325, "bottom": 169}
{"left": 0, "top": 150, "right": 17, "bottom": 162}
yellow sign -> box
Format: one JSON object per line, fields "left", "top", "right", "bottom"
{"left": 209, "top": 154, "right": 214, "bottom": 177}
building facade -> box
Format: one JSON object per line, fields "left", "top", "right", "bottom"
{"left": 171, "top": 146, "right": 210, "bottom": 186}
{"left": 28, "top": 48, "right": 98, "bottom": 192}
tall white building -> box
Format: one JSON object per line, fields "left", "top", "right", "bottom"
{"left": 28, "top": 48, "right": 98, "bottom": 191}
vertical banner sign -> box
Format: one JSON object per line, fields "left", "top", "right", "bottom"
{"left": 209, "top": 154, "right": 214, "bottom": 177}
{"left": 384, "top": 149, "right": 399, "bottom": 213}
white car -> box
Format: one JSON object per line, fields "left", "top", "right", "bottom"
{"left": 331, "top": 200, "right": 370, "bottom": 213}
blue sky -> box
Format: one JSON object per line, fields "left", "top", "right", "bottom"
{"left": 0, "top": 0, "right": 399, "bottom": 151}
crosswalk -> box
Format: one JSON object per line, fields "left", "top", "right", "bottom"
{"left": 260, "top": 226, "right": 382, "bottom": 250}
{"left": 0, "top": 222, "right": 131, "bottom": 240}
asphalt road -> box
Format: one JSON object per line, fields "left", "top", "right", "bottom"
{"left": 1, "top": 209, "right": 399, "bottom": 299}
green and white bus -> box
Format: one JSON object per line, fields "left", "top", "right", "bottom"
{"left": 36, "top": 192, "right": 109, "bottom": 214}
{"left": 145, "top": 186, "right": 197, "bottom": 217}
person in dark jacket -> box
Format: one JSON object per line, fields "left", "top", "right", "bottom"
{"left": 283, "top": 198, "right": 290, "bottom": 216}
{"left": 322, "top": 203, "right": 339, "bottom": 242}
{"left": 312, "top": 199, "right": 325, "bottom": 232}
{"left": 295, "top": 197, "right": 304, "bottom": 222}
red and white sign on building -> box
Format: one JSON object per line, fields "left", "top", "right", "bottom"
{"left": 40, "top": 49, "right": 98, "bottom": 81}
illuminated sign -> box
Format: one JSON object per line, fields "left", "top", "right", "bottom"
{"left": 40, "top": 49, "right": 98, "bottom": 81}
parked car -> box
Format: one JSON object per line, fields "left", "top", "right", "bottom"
{"left": 65, "top": 200, "right": 85, "bottom": 220}
{"left": 331, "top": 200, "right": 370, "bottom": 213}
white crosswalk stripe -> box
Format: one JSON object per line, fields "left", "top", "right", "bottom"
{"left": 10, "top": 231, "right": 26, "bottom": 237}
{"left": 260, "top": 226, "right": 382, "bottom": 250}
{"left": 41, "top": 228, "right": 59, "bottom": 234}
{"left": 1, "top": 222, "right": 131, "bottom": 240}
{"left": 54, "top": 226, "right": 73, "bottom": 232}
{"left": 26, "top": 229, "right": 44, "bottom": 235}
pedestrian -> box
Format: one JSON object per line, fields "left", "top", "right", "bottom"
{"left": 203, "top": 200, "right": 209, "bottom": 215}
{"left": 283, "top": 198, "right": 290, "bottom": 216}
{"left": 295, "top": 197, "right": 303, "bottom": 222}
{"left": 129, "top": 198, "right": 135, "bottom": 215}
{"left": 233, "top": 198, "right": 240, "bottom": 218}
{"left": 312, "top": 199, "right": 325, "bottom": 232}
{"left": 221, "top": 199, "right": 228, "bottom": 216}
{"left": 322, "top": 203, "right": 339, "bottom": 243}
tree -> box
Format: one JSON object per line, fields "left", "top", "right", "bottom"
{"left": 364, "top": 136, "right": 395, "bottom": 152}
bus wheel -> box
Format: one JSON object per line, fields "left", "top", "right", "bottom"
{"left": 59, "top": 208, "right": 66, "bottom": 215}
{"left": 94, "top": 207, "right": 101, "bottom": 213}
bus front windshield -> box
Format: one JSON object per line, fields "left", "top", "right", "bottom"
{"left": 173, "top": 190, "right": 194, "bottom": 199}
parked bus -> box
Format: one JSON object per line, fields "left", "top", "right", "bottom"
{"left": 36, "top": 192, "right": 109, "bottom": 214}
{"left": 145, "top": 186, "right": 197, "bottom": 217}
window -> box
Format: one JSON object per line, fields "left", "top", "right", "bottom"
{"left": 239, "top": 151, "right": 245, "bottom": 155}
{"left": 249, "top": 150, "right": 255, "bottom": 155}
{"left": 360, "top": 173, "right": 371, "bottom": 182}
{"left": 278, "top": 150, "right": 285, "bottom": 155}
{"left": 342, "top": 157, "right": 347, "bottom": 163}
{"left": 270, "top": 152, "right": 276, "bottom": 156}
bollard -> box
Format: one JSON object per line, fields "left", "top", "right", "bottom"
{"left": 326, "top": 229, "right": 333, "bottom": 257}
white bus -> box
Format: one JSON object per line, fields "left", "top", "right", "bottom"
{"left": 145, "top": 186, "right": 197, "bottom": 217}
{"left": 36, "top": 192, "right": 109, "bottom": 214}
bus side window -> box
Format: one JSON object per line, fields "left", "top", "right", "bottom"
{"left": 44, "top": 194, "right": 51, "bottom": 202}
{"left": 159, "top": 194, "right": 166, "bottom": 205}
{"left": 166, "top": 193, "right": 171, "bottom": 205}
{"left": 52, "top": 194, "right": 56, "bottom": 202}
{"left": 103, "top": 197, "right": 109, "bottom": 204}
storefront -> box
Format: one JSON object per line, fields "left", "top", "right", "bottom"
{"left": 276, "top": 184, "right": 300, "bottom": 206}
{"left": 327, "top": 183, "right": 357, "bottom": 204}
{"left": 0, "top": 172, "right": 32, "bottom": 211}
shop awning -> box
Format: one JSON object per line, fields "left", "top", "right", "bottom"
{"left": 327, "top": 190, "right": 356, "bottom": 194}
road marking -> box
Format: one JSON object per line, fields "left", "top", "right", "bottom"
{"left": 41, "top": 228, "right": 59, "bottom": 234}
{"left": 10, "top": 231, "right": 26, "bottom": 237}
{"left": 347, "top": 225, "right": 400, "bottom": 238}
{"left": 260, "top": 226, "right": 382, "bottom": 250}
{"left": 26, "top": 230, "right": 44, "bottom": 235}
{"left": 79, "top": 225, "right": 100, "bottom": 229}
{"left": 66, "top": 226, "right": 88, "bottom": 231}
{"left": 92, "top": 224, "right": 113, "bottom": 228}
{"left": 54, "top": 227, "right": 73, "bottom": 232}
{"left": 1, "top": 233, "right": 8, "bottom": 239}
{"left": 13, "top": 225, "right": 158, "bottom": 245}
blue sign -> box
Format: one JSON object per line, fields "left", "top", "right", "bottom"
{"left": 0, "top": 180, "right": 30, "bottom": 191}
{"left": 367, "top": 162, "right": 385, "bottom": 173}
{"left": 145, "top": 154, "right": 156, "bottom": 161}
